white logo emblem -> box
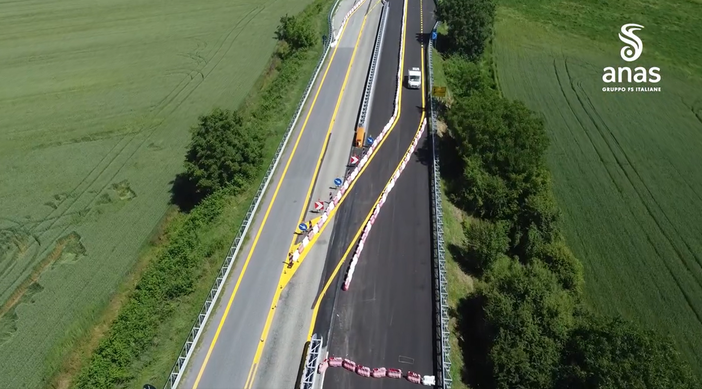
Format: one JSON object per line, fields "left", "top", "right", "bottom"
{"left": 619, "top": 23, "right": 644, "bottom": 62}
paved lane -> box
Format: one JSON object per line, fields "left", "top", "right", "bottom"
{"left": 179, "top": 6, "right": 373, "bottom": 389}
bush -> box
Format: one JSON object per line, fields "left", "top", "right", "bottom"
{"left": 463, "top": 218, "right": 511, "bottom": 272}
{"left": 276, "top": 14, "right": 316, "bottom": 52}
{"left": 184, "top": 108, "right": 264, "bottom": 198}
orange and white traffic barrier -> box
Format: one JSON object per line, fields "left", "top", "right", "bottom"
{"left": 328, "top": 356, "right": 343, "bottom": 368}
{"left": 371, "top": 367, "right": 387, "bottom": 378}
{"left": 342, "top": 359, "right": 356, "bottom": 372}
{"left": 356, "top": 365, "right": 371, "bottom": 377}
{"left": 387, "top": 368, "right": 402, "bottom": 379}
{"left": 407, "top": 371, "right": 422, "bottom": 384}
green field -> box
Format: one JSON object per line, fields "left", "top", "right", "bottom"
{"left": 0, "top": 0, "right": 313, "bottom": 386}
{"left": 493, "top": 0, "right": 702, "bottom": 377}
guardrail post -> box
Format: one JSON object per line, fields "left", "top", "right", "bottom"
{"left": 427, "top": 21, "right": 452, "bottom": 389}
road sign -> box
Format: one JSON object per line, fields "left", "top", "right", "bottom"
{"left": 432, "top": 86, "right": 447, "bottom": 97}
{"left": 366, "top": 136, "right": 374, "bottom": 146}
{"left": 333, "top": 177, "right": 343, "bottom": 186}
{"left": 350, "top": 155, "right": 359, "bottom": 165}
{"left": 314, "top": 201, "right": 324, "bottom": 211}
{"left": 298, "top": 223, "right": 308, "bottom": 232}
{"left": 432, "top": 31, "right": 437, "bottom": 41}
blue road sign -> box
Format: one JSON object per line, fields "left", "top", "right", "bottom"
{"left": 334, "top": 177, "right": 343, "bottom": 186}
{"left": 298, "top": 223, "right": 308, "bottom": 232}
{"left": 432, "top": 31, "right": 437, "bottom": 41}
{"left": 366, "top": 136, "right": 374, "bottom": 146}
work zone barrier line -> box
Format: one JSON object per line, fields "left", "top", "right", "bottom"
{"left": 342, "top": 119, "right": 426, "bottom": 290}
{"left": 289, "top": 0, "right": 406, "bottom": 263}
{"left": 163, "top": 1, "right": 343, "bottom": 388}
{"left": 318, "top": 356, "right": 436, "bottom": 386}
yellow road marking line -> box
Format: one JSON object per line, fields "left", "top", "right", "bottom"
{"left": 190, "top": 3, "right": 368, "bottom": 387}
{"left": 243, "top": 4, "right": 381, "bottom": 389}
{"left": 307, "top": 0, "right": 426, "bottom": 341}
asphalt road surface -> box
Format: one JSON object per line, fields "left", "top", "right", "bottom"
{"left": 178, "top": 5, "right": 378, "bottom": 389}
{"left": 313, "top": 0, "right": 437, "bottom": 387}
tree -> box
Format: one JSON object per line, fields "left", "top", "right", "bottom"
{"left": 447, "top": 90, "right": 549, "bottom": 180}
{"left": 558, "top": 312, "right": 699, "bottom": 389}
{"left": 480, "top": 259, "right": 577, "bottom": 389}
{"left": 276, "top": 14, "right": 316, "bottom": 52}
{"left": 437, "top": 0, "right": 496, "bottom": 60}
{"left": 184, "top": 108, "right": 263, "bottom": 197}
{"left": 445, "top": 91, "right": 550, "bottom": 219}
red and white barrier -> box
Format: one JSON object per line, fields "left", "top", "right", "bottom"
{"left": 318, "top": 359, "right": 329, "bottom": 374}
{"left": 371, "top": 367, "right": 387, "bottom": 378}
{"left": 342, "top": 359, "right": 356, "bottom": 371}
{"left": 407, "top": 371, "right": 422, "bottom": 384}
{"left": 331, "top": 0, "right": 370, "bottom": 46}
{"left": 328, "top": 356, "right": 343, "bottom": 367}
{"left": 342, "top": 118, "right": 427, "bottom": 290}
{"left": 387, "top": 368, "right": 402, "bottom": 379}
{"left": 321, "top": 356, "right": 435, "bottom": 384}
{"left": 287, "top": 0, "right": 407, "bottom": 265}
{"left": 356, "top": 365, "right": 371, "bottom": 377}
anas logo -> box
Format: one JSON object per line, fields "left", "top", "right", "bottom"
{"left": 619, "top": 23, "right": 644, "bottom": 62}
{"left": 602, "top": 23, "right": 661, "bottom": 92}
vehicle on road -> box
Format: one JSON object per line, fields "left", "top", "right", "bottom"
{"left": 406, "top": 67, "right": 421, "bottom": 89}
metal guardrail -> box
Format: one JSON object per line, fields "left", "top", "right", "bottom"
{"left": 162, "top": 1, "right": 342, "bottom": 387}
{"left": 299, "top": 334, "right": 323, "bottom": 389}
{"left": 427, "top": 20, "right": 453, "bottom": 389}
{"left": 356, "top": 0, "right": 388, "bottom": 129}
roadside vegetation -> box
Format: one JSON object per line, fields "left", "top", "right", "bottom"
{"left": 51, "top": 1, "right": 333, "bottom": 388}
{"left": 433, "top": 0, "right": 701, "bottom": 387}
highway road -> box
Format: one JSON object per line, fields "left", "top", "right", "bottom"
{"left": 178, "top": 2, "right": 382, "bottom": 388}
{"left": 251, "top": 1, "right": 385, "bottom": 388}
{"left": 311, "top": 0, "right": 438, "bottom": 386}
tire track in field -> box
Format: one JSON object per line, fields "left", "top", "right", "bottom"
{"left": 551, "top": 58, "right": 672, "bottom": 304}
{"left": 26, "top": 6, "right": 263, "bottom": 245}
{"left": 561, "top": 59, "right": 702, "bottom": 326}
{"left": 1, "top": 5, "right": 267, "bottom": 304}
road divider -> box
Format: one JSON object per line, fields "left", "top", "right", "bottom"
{"left": 289, "top": 0, "right": 406, "bottom": 264}
{"left": 342, "top": 118, "right": 427, "bottom": 290}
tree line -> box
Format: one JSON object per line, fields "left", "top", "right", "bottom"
{"left": 435, "top": 0, "right": 699, "bottom": 387}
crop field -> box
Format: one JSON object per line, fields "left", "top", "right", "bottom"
{"left": 493, "top": 0, "right": 702, "bottom": 378}
{"left": 0, "top": 0, "right": 312, "bottom": 386}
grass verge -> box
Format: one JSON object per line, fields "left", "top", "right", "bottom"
{"left": 50, "top": 0, "right": 335, "bottom": 387}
